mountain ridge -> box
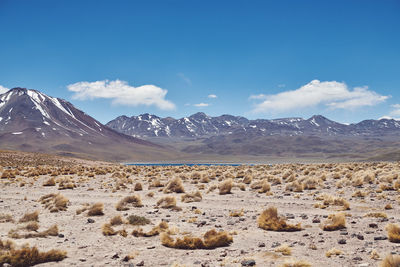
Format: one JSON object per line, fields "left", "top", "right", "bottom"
{"left": 0, "top": 87, "right": 173, "bottom": 161}
{"left": 106, "top": 112, "right": 400, "bottom": 139}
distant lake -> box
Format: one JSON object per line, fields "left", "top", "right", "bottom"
{"left": 126, "top": 163, "right": 245, "bottom": 166}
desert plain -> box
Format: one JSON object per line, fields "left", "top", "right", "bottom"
{"left": 1, "top": 150, "right": 400, "bottom": 267}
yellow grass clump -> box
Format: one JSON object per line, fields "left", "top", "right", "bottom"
{"left": 322, "top": 213, "right": 346, "bottom": 231}
{"left": 157, "top": 196, "right": 181, "bottom": 211}
{"left": 134, "top": 182, "right": 143, "bottom": 191}
{"left": 19, "top": 211, "right": 39, "bottom": 223}
{"left": 8, "top": 225, "right": 59, "bottom": 239}
{"left": 42, "top": 177, "right": 56, "bottom": 186}
{"left": 365, "top": 212, "right": 388, "bottom": 218}
{"left": 326, "top": 247, "right": 343, "bottom": 257}
{"left": 257, "top": 207, "right": 302, "bottom": 232}
{"left": 279, "top": 259, "right": 311, "bottom": 267}
{"left": 160, "top": 229, "right": 233, "bottom": 249}
{"left": 275, "top": 244, "right": 292, "bottom": 255}
{"left": 132, "top": 221, "right": 169, "bottom": 237}
{"left": 386, "top": 223, "right": 400, "bottom": 243}
{"left": 181, "top": 191, "right": 202, "bottom": 203}
{"left": 219, "top": 178, "right": 233, "bottom": 195}
{"left": 163, "top": 177, "right": 185, "bottom": 193}
{"left": 0, "top": 214, "right": 14, "bottom": 223}
{"left": 39, "top": 193, "right": 69, "bottom": 212}
{"left": 380, "top": 254, "right": 400, "bottom": 267}
{"left": 110, "top": 215, "right": 125, "bottom": 226}
{"left": 0, "top": 239, "right": 67, "bottom": 266}
{"left": 116, "top": 195, "right": 143, "bottom": 211}
{"left": 87, "top": 203, "right": 104, "bottom": 216}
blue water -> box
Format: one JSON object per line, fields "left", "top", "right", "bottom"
{"left": 126, "top": 163, "right": 244, "bottom": 166}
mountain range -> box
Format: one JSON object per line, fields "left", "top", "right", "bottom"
{"left": 1, "top": 87, "right": 400, "bottom": 162}
{"left": 106, "top": 112, "right": 400, "bottom": 138}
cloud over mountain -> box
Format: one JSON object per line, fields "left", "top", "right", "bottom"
{"left": 67, "top": 79, "right": 175, "bottom": 110}
{"left": 251, "top": 80, "right": 389, "bottom": 113}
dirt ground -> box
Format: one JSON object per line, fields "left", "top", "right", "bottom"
{"left": 1, "top": 152, "right": 400, "bottom": 266}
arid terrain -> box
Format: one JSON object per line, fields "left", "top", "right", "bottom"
{"left": 1, "top": 150, "right": 400, "bottom": 267}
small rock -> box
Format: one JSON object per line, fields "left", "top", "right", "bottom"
{"left": 241, "top": 259, "right": 256, "bottom": 266}
{"left": 271, "top": 242, "right": 281, "bottom": 248}
{"left": 79, "top": 259, "right": 86, "bottom": 262}
{"left": 338, "top": 239, "right": 347, "bottom": 244}
{"left": 137, "top": 260, "right": 144, "bottom": 266}
{"left": 112, "top": 253, "right": 119, "bottom": 259}
{"left": 58, "top": 234, "right": 64, "bottom": 238}
{"left": 227, "top": 220, "right": 235, "bottom": 225}
{"left": 353, "top": 256, "right": 363, "bottom": 261}
{"left": 357, "top": 234, "right": 364, "bottom": 240}
{"left": 312, "top": 218, "right": 321, "bottom": 223}
{"left": 369, "top": 223, "right": 378, "bottom": 228}
{"left": 374, "top": 236, "right": 388, "bottom": 240}
{"left": 258, "top": 242, "right": 265, "bottom": 247}
{"left": 87, "top": 218, "right": 95, "bottom": 223}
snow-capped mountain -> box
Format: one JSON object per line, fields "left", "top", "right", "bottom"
{"left": 0, "top": 87, "right": 166, "bottom": 161}
{"left": 106, "top": 112, "right": 400, "bottom": 138}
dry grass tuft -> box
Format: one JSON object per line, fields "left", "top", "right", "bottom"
{"left": 9, "top": 225, "right": 59, "bottom": 239}
{"left": 163, "top": 177, "right": 185, "bottom": 193}
{"left": 365, "top": 212, "right": 388, "bottom": 218}
{"left": 110, "top": 215, "right": 124, "bottom": 226}
{"left": 157, "top": 196, "right": 181, "bottom": 211}
{"left": 279, "top": 259, "right": 311, "bottom": 267}
{"left": 87, "top": 203, "right": 104, "bottom": 216}
{"left": 134, "top": 182, "right": 143, "bottom": 191}
{"left": 181, "top": 191, "right": 202, "bottom": 203}
{"left": 258, "top": 207, "right": 302, "bottom": 232}
{"left": 0, "top": 240, "right": 66, "bottom": 266}
{"left": 275, "top": 244, "right": 292, "bottom": 255}
{"left": 229, "top": 209, "right": 244, "bottom": 217}
{"left": 322, "top": 213, "right": 346, "bottom": 231}
{"left": 42, "top": 177, "right": 56, "bottom": 186}
{"left": 160, "top": 229, "right": 233, "bottom": 249}
{"left": 219, "top": 178, "right": 233, "bottom": 195}
{"left": 127, "top": 215, "right": 150, "bottom": 226}
{"left": 386, "top": 223, "right": 400, "bottom": 243}
{"left": 0, "top": 214, "right": 14, "bottom": 223}
{"left": 325, "top": 248, "right": 343, "bottom": 257}
{"left": 380, "top": 254, "right": 400, "bottom": 267}
{"left": 19, "top": 211, "right": 39, "bottom": 223}
{"left": 116, "top": 195, "right": 143, "bottom": 211}
{"left": 132, "top": 221, "right": 169, "bottom": 237}
{"left": 39, "top": 193, "right": 69, "bottom": 212}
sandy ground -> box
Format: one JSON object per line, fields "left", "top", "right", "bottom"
{"left": 1, "top": 154, "right": 400, "bottom": 266}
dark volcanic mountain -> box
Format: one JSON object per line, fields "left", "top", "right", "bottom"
{"left": 106, "top": 112, "right": 400, "bottom": 161}
{"left": 107, "top": 112, "right": 400, "bottom": 138}
{"left": 0, "top": 88, "right": 172, "bottom": 161}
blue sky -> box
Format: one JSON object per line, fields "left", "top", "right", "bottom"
{"left": 0, "top": 0, "right": 399, "bottom": 124}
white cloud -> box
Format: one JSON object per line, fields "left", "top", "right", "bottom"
{"left": 388, "top": 104, "right": 400, "bottom": 117}
{"left": 194, "top": 103, "right": 209, "bottom": 107}
{"left": 250, "top": 80, "right": 389, "bottom": 113}
{"left": 67, "top": 79, "right": 175, "bottom": 110}
{"left": 177, "top": 73, "right": 192, "bottom": 86}
{"left": 0, "top": 85, "right": 9, "bottom": 94}
{"left": 208, "top": 94, "right": 217, "bottom": 99}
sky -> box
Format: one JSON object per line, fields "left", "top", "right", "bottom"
{"left": 0, "top": 0, "right": 399, "bottom": 124}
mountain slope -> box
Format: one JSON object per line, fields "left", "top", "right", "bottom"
{"left": 107, "top": 112, "right": 400, "bottom": 138}
{"left": 0, "top": 88, "right": 174, "bottom": 161}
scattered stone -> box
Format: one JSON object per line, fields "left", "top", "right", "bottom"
{"left": 58, "top": 234, "right": 64, "bottom": 238}
{"left": 374, "top": 236, "right": 388, "bottom": 240}
{"left": 338, "top": 239, "right": 347, "bottom": 244}
{"left": 137, "top": 260, "right": 144, "bottom": 266}
{"left": 271, "top": 242, "right": 281, "bottom": 248}
{"left": 258, "top": 242, "right": 265, "bottom": 247}
{"left": 369, "top": 223, "right": 378, "bottom": 228}
{"left": 241, "top": 259, "right": 256, "bottom": 266}
{"left": 87, "top": 218, "right": 95, "bottom": 223}
{"left": 312, "top": 218, "right": 321, "bottom": 223}
{"left": 112, "top": 253, "right": 119, "bottom": 259}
